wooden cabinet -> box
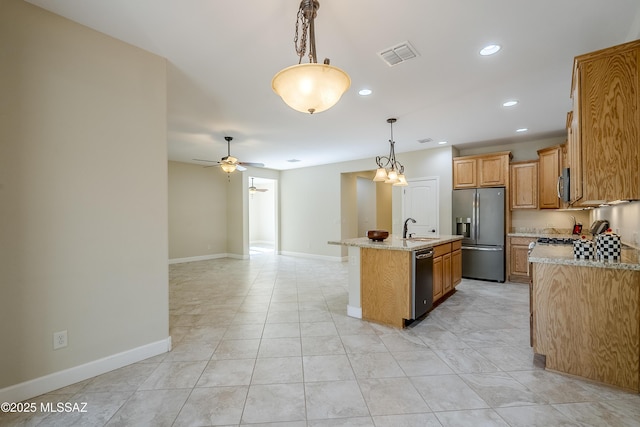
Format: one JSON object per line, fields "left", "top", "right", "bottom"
{"left": 510, "top": 161, "right": 538, "bottom": 209}
{"left": 361, "top": 248, "right": 411, "bottom": 328}
{"left": 453, "top": 152, "right": 511, "bottom": 189}
{"left": 537, "top": 146, "right": 561, "bottom": 209}
{"left": 452, "top": 157, "right": 477, "bottom": 188}
{"left": 532, "top": 262, "right": 640, "bottom": 391}
{"left": 360, "top": 240, "right": 463, "bottom": 327}
{"left": 432, "top": 255, "right": 443, "bottom": 302}
{"left": 433, "top": 240, "right": 462, "bottom": 303}
{"left": 507, "top": 236, "right": 536, "bottom": 283}
{"left": 451, "top": 243, "right": 462, "bottom": 287}
{"left": 569, "top": 39, "right": 640, "bottom": 205}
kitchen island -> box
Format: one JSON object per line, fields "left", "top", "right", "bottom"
{"left": 529, "top": 243, "right": 640, "bottom": 392}
{"left": 329, "top": 235, "right": 463, "bottom": 328}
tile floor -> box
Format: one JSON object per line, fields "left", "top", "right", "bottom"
{"left": 2, "top": 253, "right": 640, "bottom": 426}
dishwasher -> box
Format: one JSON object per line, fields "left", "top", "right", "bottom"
{"left": 412, "top": 248, "right": 434, "bottom": 319}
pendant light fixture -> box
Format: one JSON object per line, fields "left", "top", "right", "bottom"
{"left": 373, "top": 118, "right": 408, "bottom": 186}
{"left": 271, "top": 0, "right": 351, "bottom": 114}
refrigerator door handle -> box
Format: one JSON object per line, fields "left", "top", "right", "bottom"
{"left": 473, "top": 191, "right": 479, "bottom": 241}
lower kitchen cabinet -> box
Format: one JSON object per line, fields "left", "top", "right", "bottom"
{"left": 507, "top": 236, "right": 536, "bottom": 283}
{"left": 433, "top": 240, "right": 462, "bottom": 303}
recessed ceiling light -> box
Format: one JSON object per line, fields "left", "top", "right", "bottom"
{"left": 480, "top": 44, "right": 501, "bottom": 56}
{"left": 503, "top": 100, "right": 518, "bottom": 107}
{"left": 516, "top": 128, "right": 528, "bottom": 133}
{"left": 358, "top": 89, "right": 372, "bottom": 96}
{"left": 438, "top": 141, "right": 448, "bottom": 145}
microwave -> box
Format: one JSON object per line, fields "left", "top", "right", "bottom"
{"left": 558, "top": 167, "right": 570, "bottom": 203}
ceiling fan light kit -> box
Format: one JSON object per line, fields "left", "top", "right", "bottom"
{"left": 193, "top": 136, "right": 264, "bottom": 174}
{"left": 373, "top": 118, "right": 408, "bottom": 187}
{"left": 271, "top": 0, "right": 350, "bottom": 114}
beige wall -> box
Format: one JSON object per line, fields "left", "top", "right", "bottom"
{"left": 0, "top": 0, "right": 168, "bottom": 392}
{"left": 281, "top": 146, "right": 455, "bottom": 258}
{"left": 168, "top": 161, "right": 228, "bottom": 260}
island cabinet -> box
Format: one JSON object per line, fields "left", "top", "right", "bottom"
{"left": 569, "top": 39, "right": 640, "bottom": 206}
{"left": 433, "top": 240, "right": 462, "bottom": 303}
{"left": 359, "top": 239, "right": 463, "bottom": 328}
{"left": 509, "top": 161, "right": 538, "bottom": 209}
{"left": 360, "top": 248, "right": 411, "bottom": 328}
{"left": 453, "top": 152, "right": 511, "bottom": 189}
{"left": 532, "top": 263, "right": 640, "bottom": 392}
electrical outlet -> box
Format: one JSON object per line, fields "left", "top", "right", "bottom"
{"left": 53, "top": 330, "right": 68, "bottom": 350}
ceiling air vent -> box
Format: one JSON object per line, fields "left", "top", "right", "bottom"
{"left": 378, "top": 41, "right": 419, "bottom": 67}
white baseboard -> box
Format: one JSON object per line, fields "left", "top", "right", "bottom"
{"left": 0, "top": 337, "right": 171, "bottom": 403}
{"left": 347, "top": 305, "right": 362, "bottom": 319}
{"left": 169, "top": 253, "right": 227, "bottom": 264}
{"left": 279, "top": 251, "right": 344, "bottom": 262}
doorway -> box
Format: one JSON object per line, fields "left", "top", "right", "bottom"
{"left": 248, "top": 177, "right": 277, "bottom": 255}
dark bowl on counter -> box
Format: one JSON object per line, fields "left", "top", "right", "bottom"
{"left": 367, "top": 230, "right": 389, "bottom": 241}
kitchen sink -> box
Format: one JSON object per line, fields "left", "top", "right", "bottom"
{"left": 407, "top": 237, "right": 438, "bottom": 242}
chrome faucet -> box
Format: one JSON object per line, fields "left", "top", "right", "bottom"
{"left": 403, "top": 217, "right": 416, "bottom": 238}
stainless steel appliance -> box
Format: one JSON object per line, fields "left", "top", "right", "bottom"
{"left": 590, "top": 219, "right": 610, "bottom": 235}
{"left": 558, "top": 167, "right": 570, "bottom": 203}
{"left": 412, "top": 248, "right": 433, "bottom": 319}
{"left": 452, "top": 188, "right": 505, "bottom": 282}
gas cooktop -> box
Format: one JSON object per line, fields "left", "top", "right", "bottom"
{"left": 536, "top": 237, "right": 576, "bottom": 245}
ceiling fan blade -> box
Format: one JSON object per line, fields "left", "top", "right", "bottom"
{"left": 193, "top": 158, "right": 217, "bottom": 163}
{"left": 256, "top": 188, "right": 268, "bottom": 192}
{"left": 238, "top": 162, "right": 265, "bottom": 168}
{"left": 236, "top": 165, "right": 247, "bottom": 172}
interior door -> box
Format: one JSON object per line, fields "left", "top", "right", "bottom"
{"left": 402, "top": 178, "right": 439, "bottom": 237}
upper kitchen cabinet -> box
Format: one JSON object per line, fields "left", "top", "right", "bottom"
{"left": 569, "top": 39, "right": 640, "bottom": 205}
{"left": 453, "top": 152, "right": 511, "bottom": 189}
{"left": 537, "top": 145, "right": 562, "bottom": 209}
{"left": 510, "top": 160, "right": 538, "bottom": 209}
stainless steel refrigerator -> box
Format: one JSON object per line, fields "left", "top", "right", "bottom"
{"left": 452, "top": 188, "right": 505, "bottom": 282}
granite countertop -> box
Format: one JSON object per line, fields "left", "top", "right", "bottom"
{"left": 529, "top": 243, "right": 640, "bottom": 271}
{"left": 328, "top": 235, "right": 463, "bottom": 252}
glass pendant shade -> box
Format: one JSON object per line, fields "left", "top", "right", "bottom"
{"left": 385, "top": 169, "right": 399, "bottom": 184}
{"left": 272, "top": 63, "right": 351, "bottom": 114}
{"left": 373, "top": 167, "right": 389, "bottom": 182}
{"left": 393, "top": 174, "right": 408, "bottom": 186}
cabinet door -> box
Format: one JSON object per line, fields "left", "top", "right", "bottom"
{"left": 510, "top": 161, "right": 538, "bottom": 209}
{"left": 478, "top": 154, "right": 507, "bottom": 187}
{"left": 507, "top": 237, "right": 536, "bottom": 283}
{"left": 432, "top": 255, "right": 443, "bottom": 302}
{"left": 451, "top": 249, "right": 462, "bottom": 287}
{"left": 568, "top": 100, "right": 583, "bottom": 204}
{"left": 443, "top": 253, "right": 452, "bottom": 293}
{"left": 578, "top": 43, "right": 640, "bottom": 203}
{"left": 453, "top": 158, "right": 477, "bottom": 189}
{"left": 538, "top": 146, "right": 560, "bottom": 209}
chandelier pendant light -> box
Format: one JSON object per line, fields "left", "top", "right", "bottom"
{"left": 373, "top": 118, "right": 408, "bottom": 186}
{"left": 272, "top": 0, "right": 350, "bottom": 114}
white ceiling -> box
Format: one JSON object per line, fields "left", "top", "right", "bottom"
{"left": 26, "top": 0, "right": 640, "bottom": 171}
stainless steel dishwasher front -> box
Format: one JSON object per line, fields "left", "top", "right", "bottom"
{"left": 413, "top": 248, "right": 434, "bottom": 319}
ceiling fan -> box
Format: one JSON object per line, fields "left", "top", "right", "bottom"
{"left": 194, "top": 136, "right": 264, "bottom": 172}
{"left": 249, "top": 177, "right": 268, "bottom": 193}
